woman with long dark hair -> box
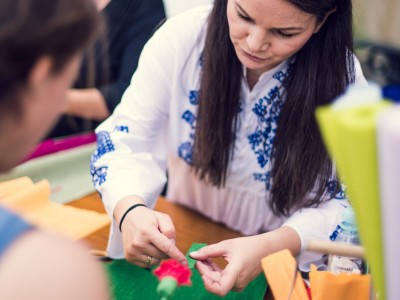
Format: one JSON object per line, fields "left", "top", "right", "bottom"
{"left": 92, "top": 0, "right": 366, "bottom": 295}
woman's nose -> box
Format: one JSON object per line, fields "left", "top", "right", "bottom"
{"left": 247, "top": 29, "right": 270, "bottom": 53}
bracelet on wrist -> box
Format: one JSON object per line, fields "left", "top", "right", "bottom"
{"left": 119, "top": 203, "right": 147, "bottom": 232}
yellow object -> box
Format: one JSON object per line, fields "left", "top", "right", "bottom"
{"left": 0, "top": 178, "right": 110, "bottom": 239}
{"left": 261, "top": 249, "right": 308, "bottom": 300}
{"left": 316, "top": 101, "right": 392, "bottom": 300}
{"left": 309, "top": 265, "right": 371, "bottom": 300}
{"left": 0, "top": 176, "right": 33, "bottom": 198}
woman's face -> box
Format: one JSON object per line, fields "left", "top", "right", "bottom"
{"left": 0, "top": 55, "right": 80, "bottom": 172}
{"left": 227, "top": 0, "right": 321, "bottom": 77}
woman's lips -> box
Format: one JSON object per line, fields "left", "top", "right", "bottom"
{"left": 241, "top": 49, "right": 268, "bottom": 62}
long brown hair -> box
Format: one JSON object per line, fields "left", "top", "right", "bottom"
{"left": 0, "top": 0, "right": 103, "bottom": 117}
{"left": 193, "top": 0, "right": 355, "bottom": 216}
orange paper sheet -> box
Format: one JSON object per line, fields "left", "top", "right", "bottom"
{"left": 0, "top": 178, "right": 109, "bottom": 239}
{"left": 261, "top": 249, "right": 309, "bottom": 300}
{"left": 309, "top": 265, "right": 371, "bottom": 300}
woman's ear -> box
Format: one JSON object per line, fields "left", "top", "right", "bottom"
{"left": 314, "top": 8, "right": 337, "bottom": 34}
{"left": 27, "top": 56, "right": 53, "bottom": 93}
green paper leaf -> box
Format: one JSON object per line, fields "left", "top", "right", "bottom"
{"left": 186, "top": 243, "right": 207, "bottom": 269}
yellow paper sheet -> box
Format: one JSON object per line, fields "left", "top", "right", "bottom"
{"left": 0, "top": 178, "right": 109, "bottom": 239}
{"left": 0, "top": 176, "right": 33, "bottom": 198}
{"left": 1, "top": 180, "right": 50, "bottom": 213}
{"left": 316, "top": 101, "right": 392, "bottom": 300}
{"left": 0, "top": 143, "right": 97, "bottom": 204}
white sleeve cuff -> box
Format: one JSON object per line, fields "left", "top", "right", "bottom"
{"left": 282, "top": 199, "right": 348, "bottom": 271}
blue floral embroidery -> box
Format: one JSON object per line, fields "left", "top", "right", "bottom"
{"left": 237, "top": 101, "right": 243, "bottom": 113}
{"left": 326, "top": 180, "right": 347, "bottom": 199}
{"left": 253, "top": 172, "right": 272, "bottom": 190}
{"left": 273, "top": 70, "right": 288, "bottom": 83}
{"left": 189, "top": 90, "right": 199, "bottom": 105}
{"left": 90, "top": 131, "right": 115, "bottom": 187}
{"left": 178, "top": 89, "right": 244, "bottom": 165}
{"left": 91, "top": 166, "right": 108, "bottom": 187}
{"left": 93, "top": 131, "right": 115, "bottom": 160}
{"left": 178, "top": 141, "right": 193, "bottom": 164}
{"left": 114, "top": 125, "right": 129, "bottom": 133}
{"left": 178, "top": 90, "right": 199, "bottom": 165}
{"left": 249, "top": 69, "right": 287, "bottom": 189}
{"left": 249, "top": 87, "right": 283, "bottom": 168}
{"left": 199, "top": 51, "right": 205, "bottom": 67}
{"left": 182, "top": 110, "right": 196, "bottom": 129}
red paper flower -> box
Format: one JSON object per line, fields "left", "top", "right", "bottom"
{"left": 154, "top": 259, "right": 192, "bottom": 285}
{"left": 154, "top": 260, "right": 192, "bottom": 300}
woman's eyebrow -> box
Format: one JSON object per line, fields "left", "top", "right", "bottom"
{"left": 236, "top": 2, "right": 305, "bottom": 31}
{"left": 274, "top": 26, "right": 304, "bottom": 31}
{"left": 236, "top": 3, "right": 255, "bottom": 21}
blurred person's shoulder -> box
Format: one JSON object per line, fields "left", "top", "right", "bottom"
{"left": 0, "top": 229, "right": 108, "bottom": 300}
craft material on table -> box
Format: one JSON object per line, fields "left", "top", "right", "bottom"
{"left": 0, "top": 177, "right": 109, "bottom": 239}
{"left": 186, "top": 243, "right": 207, "bottom": 268}
{"left": 0, "top": 143, "right": 97, "bottom": 204}
{"left": 309, "top": 265, "right": 371, "bottom": 300}
{"left": 305, "top": 240, "right": 364, "bottom": 259}
{"left": 262, "top": 249, "right": 309, "bottom": 300}
{"left": 23, "top": 132, "right": 96, "bottom": 162}
{"left": 105, "top": 243, "right": 267, "bottom": 300}
{"left": 154, "top": 259, "right": 192, "bottom": 300}
{"left": 316, "top": 100, "right": 392, "bottom": 300}
{"left": 377, "top": 107, "right": 400, "bottom": 300}
{"left": 262, "top": 249, "right": 371, "bottom": 300}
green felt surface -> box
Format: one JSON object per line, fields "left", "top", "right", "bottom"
{"left": 104, "top": 259, "right": 267, "bottom": 300}
{"left": 186, "top": 243, "right": 207, "bottom": 269}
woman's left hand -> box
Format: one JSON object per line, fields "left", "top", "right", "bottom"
{"left": 189, "top": 227, "right": 301, "bottom": 296}
{"left": 189, "top": 236, "right": 265, "bottom": 296}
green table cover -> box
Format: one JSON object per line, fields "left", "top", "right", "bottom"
{"left": 104, "top": 258, "right": 267, "bottom": 300}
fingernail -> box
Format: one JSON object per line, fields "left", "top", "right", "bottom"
{"left": 190, "top": 251, "right": 198, "bottom": 257}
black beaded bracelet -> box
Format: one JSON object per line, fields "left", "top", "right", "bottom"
{"left": 119, "top": 204, "right": 147, "bottom": 232}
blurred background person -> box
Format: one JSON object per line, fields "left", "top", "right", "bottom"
{"left": 48, "top": 0, "right": 166, "bottom": 138}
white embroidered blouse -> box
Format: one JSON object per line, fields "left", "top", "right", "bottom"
{"left": 91, "top": 5, "right": 367, "bottom": 270}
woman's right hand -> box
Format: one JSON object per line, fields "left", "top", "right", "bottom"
{"left": 115, "top": 196, "right": 187, "bottom": 268}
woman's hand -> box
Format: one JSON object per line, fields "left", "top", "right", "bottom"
{"left": 189, "top": 236, "right": 264, "bottom": 296}
{"left": 116, "top": 197, "right": 187, "bottom": 268}
{"left": 190, "top": 227, "right": 301, "bottom": 296}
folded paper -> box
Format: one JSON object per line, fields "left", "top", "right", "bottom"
{"left": 0, "top": 178, "right": 109, "bottom": 239}
{"left": 0, "top": 176, "right": 33, "bottom": 198}
{"left": 261, "top": 249, "right": 309, "bottom": 300}
{"left": 377, "top": 107, "right": 400, "bottom": 300}
{"left": 0, "top": 143, "right": 97, "bottom": 204}
{"left": 309, "top": 265, "right": 371, "bottom": 300}
{"left": 316, "top": 101, "right": 392, "bottom": 300}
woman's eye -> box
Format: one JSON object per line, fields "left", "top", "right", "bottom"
{"left": 276, "top": 31, "right": 296, "bottom": 38}
{"left": 236, "top": 11, "right": 252, "bottom": 22}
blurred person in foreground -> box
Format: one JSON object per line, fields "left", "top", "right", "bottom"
{"left": 0, "top": 0, "right": 109, "bottom": 299}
